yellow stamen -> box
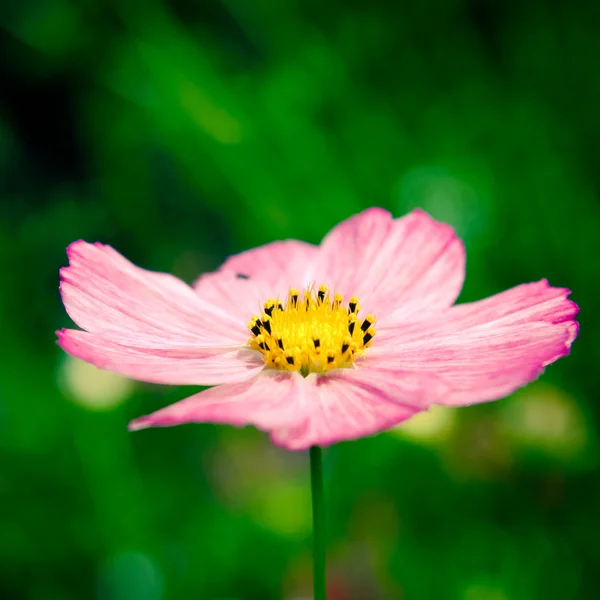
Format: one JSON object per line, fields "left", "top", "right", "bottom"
{"left": 248, "top": 285, "right": 377, "bottom": 375}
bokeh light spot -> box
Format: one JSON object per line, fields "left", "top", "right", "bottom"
{"left": 390, "top": 405, "right": 456, "bottom": 445}
{"left": 463, "top": 583, "right": 508, "bottom": 600}
{"left": 395, "top": 164, "right": 492, "bottom": 241}
{"left": 97, "top": 551, "right": 163, "bottom": 600}
{"left": 59, "top": 355, "right": 134, "bottom": 411}
{"left": 500, "top": 382, "right": 592, "bottom": 464}
{"left": 180, "top": 82, "right": 243, "bottom": 144}
{"left": 251, "top": 480, "right": 311, "bottom": 538}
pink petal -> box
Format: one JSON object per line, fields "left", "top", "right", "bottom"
{"left": 193, "top": 270, "right": 276, "bottom": 323}
{"left": 129, "top": 367, "right": 420, "bottom": 451}
{"left": 369, "top": 280, "right": 579, "bottom": 406}
{"left": 58, "top": 329, "right": 265, "bottom": 386}
{"left": 194, "top": 240, "right": 319, "bottom": 319}
{"left": 270, "top": 373, "right": 420, "bottom": 450}
{"left": 314, "top": 208, "right": 465, "bottom": 318}
{"left": 217, "top": 239, "right": 319, "bottom": 286}
{"left": 381, "top": 279, "right": 576, "bottom": 339}
{"left": 61, "top": 241, "right": 246, "bottom": 347}
{"left": 129, "top": 370, "right": 310, "bottom": 431}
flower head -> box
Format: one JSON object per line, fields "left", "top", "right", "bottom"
{"left": 57, "top": 209, "right": 579, "bottom": 450}
{"left": 247, "top": 285, "right": 376, "bottom": 374}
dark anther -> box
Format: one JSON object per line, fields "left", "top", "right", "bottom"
{"left": 327, "top": 355, "right": 335, "bottom": 364}
{"left": 361, "top": 318, "right": 372, "bottom": 332}
{"left": 313, "top": 338, "right": 321, "bottom": 349}
{"left": 318, "top": 289, "right": 326, "bottom": 302}
{"left": 290, "top": 292, "right": 298, "bottom": 307}
{"left": 277, "top": 338, "right": 284, "bottom": 349}
{"left": 349, "top": 301, "right": 357, "bottom": 313}
{"left": 264, "top": 300, "right": 276, "bottom": 317}
{"left": 259, "top": 341, "right": 270, "bottom": 351}
{"left": 341, "top": 342, "right": 350, "bottom": 354}
{"left": 262, "top": 320, "right": 272, "bottom": 334}
{"left": 286, "top": 355, "right": 295, "bottom": 365}
{"left": 348, "top": 321, "right": 356, "bottom": 335}
{"left": 235, "top": 273, "right": 250, "bottom": 279}
{"left": 363, "top": 332, "right": 373, "bottom": 345}
{"left": 250, "top": 324, "right": 261, "bottom": 336}
{"left": 305, "top": 298, "right": 310, "bottom": 309}
{"left": 277, "top": 302, "right": 283, "bottom": 311}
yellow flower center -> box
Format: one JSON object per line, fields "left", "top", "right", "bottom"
{"left": 248, "top": 285, "right": 376, "bottom": 375}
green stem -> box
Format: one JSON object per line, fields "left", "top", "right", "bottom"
{"left": 310, "top": 446, "right": 326, "bottom": 600}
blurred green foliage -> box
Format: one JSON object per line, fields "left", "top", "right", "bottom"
{"left": 1, "top": 0, "right": 599, "bottom": 598}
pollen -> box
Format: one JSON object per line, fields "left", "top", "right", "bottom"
{"left": 247, "top": 285, "right": 376, "bottom": 375}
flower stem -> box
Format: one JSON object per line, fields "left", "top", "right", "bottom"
{"left": 310, "top": 445, "right": 326, "bottom": 600}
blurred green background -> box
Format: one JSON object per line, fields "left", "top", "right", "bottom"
{"left": 1, "top": 0, "right": 599, "bottom": 598}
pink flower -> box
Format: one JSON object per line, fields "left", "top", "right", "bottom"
{"left": 57, "top": 209, "right": 579, "bottom": 450}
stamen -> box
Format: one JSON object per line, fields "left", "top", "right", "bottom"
{"left": 256, "top": 334, "right": 270, "bottom": 351}
{"left": 361, "top": 314, "right": 376, "bottom": 332}
{"left": 261, "top": 316, "right": 272, "bottom": 334}
{"left": 348, "top": 314, "right": 357, "bottom": 336}
{"left": 318, "top": 285, "right": 328, "bottom": 303}
{"left": 248, "top": 318, "right": 261, "bottom": 337}
{"left": 290, "top": 288, "right": 299, "bottom": 308}
{"left": 247, "top": 285, "right": 376, "bottom": 375}
{"left": 264, "top": 299, "right": 275, "bottom": 317}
